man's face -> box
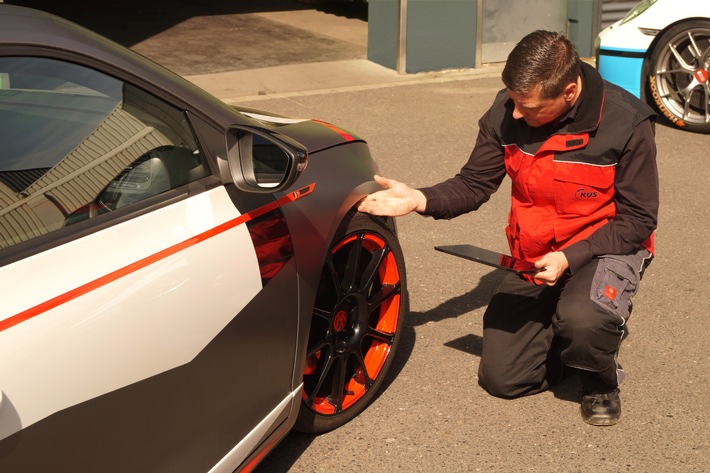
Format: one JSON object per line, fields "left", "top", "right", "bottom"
{"left": 508, "top": 83, "right": 576, "bottom": 128}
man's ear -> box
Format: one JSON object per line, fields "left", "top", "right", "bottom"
{"left": 563, "top": 81, "right": 578, "bottom": 103}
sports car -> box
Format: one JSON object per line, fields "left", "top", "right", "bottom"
{"left": 0, "top": 5, "right": 407, "bottom": 472}
{"left": 595, "top": 0, "right": 710, "bottom": 133}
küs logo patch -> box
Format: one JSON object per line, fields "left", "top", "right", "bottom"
{"left": 575, "top": 187, "right": 598, "bottom": 199}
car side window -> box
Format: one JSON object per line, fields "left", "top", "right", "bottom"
{"left": 0, "top": 57, "right": 210, "bottom": 250}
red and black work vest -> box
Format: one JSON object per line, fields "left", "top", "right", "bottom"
{"left": 488, "top": 64, "right": 655, "bottom": 262}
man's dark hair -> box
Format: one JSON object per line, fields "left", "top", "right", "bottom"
{"left": 502, "top": 30, "right": 581, "bottom": 99}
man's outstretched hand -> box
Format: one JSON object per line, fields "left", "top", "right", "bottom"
{"left": 357, "top": 175, "right": 427, "bottom": 217}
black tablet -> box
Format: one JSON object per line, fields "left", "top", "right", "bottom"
{"left": 434, "top": 244, "right": 539, "bottom": 275}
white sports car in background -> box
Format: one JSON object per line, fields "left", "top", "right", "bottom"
{"left": 595, "top": 0, "right": 710, "bottom": 133}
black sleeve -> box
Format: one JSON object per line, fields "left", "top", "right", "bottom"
{"left": 562, "top": 118, "right": 659, "bottom": 273}
{"left": 417, "top": 110, "right": 507, "bottom": 220}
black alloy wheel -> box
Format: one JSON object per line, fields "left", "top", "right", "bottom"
{"left": 295, "top": 212, "right": 407, "bottom": 433}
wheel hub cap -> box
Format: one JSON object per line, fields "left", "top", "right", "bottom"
{"left": 333, "top": 310, "right": 348, "bottom": 333}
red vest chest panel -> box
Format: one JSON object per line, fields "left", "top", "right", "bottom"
{"left": 503, "top": 133, "right": 617, "bottom": 260}
{"left": 488, "top": 65, "right": 655, "bottom": 261}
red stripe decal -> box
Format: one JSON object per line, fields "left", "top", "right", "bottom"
{"left": 312, "top": 119, "right": 355, "bottom": 141}
{"left": 0, "top": 183, "right": 315, "bottom": 334}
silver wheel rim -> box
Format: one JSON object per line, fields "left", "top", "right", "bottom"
{"left": 652, "top": 26, "right": 710, "bottom": 126}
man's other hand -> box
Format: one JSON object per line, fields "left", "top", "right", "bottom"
{"left": 533, "top": 251, "right": 569, "bottom": 286}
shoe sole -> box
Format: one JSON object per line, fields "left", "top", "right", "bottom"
{"left": 582, "top": 414, "right": 620, "bottom": 426}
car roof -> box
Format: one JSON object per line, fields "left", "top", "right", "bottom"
{"left": 1, "top": 6, "right": 112, "bottom": 53}
{"left": 0, "top": 4, "right": 247, "bottom": 128}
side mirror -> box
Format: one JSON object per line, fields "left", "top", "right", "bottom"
{"left": 226, "top": 126, "right": 307, "bottom": 193}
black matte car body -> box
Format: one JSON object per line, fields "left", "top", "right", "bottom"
{"left": 0, "top": 5, "right": 407, "bottom": 472}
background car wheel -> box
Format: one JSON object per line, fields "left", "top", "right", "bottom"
{"left": 294, "top": 212, "right": 407, "bottom": 434}
{"left": 647, "top": 20, "right": 710, "bottom": 133}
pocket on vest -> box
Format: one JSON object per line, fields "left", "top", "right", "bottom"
{"left": 553, "top": 162, "right": 615, "bottom": 217}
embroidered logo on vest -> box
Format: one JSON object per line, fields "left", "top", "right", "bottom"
{"left": 575, "top": 187, "right": 598, "bottom": 199}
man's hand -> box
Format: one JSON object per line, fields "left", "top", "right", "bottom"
{"left": 533, "top": 251, "right": 569, "bottom": 286}
{"left": 357, "top": 175, "right": 427, "bottom": 217}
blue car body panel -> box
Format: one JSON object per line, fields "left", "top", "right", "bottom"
{"left": 597, "top": 47, "right": 648, "bottom": 99}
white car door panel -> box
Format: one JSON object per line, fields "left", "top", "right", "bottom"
{"left": 0, "top": 187, "right": 262, "bottom": 441}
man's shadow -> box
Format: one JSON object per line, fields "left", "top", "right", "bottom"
{"left": 404, "top": 269, "right": 581, "bottom": 402}
{"left": 400, "top": 270, "right": 503, "bottom": 378}
{"left": 410, "top": 269, "right": 506, "bottom": 327}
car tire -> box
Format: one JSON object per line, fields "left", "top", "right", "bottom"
{"left": 647, "top": 20, "right": 710, "bottom": 133}
{"left": 294, "top": 211, "right": 407, "bottom": 434}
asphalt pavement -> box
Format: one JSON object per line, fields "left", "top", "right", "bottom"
{"left": 208, "top": 8, "right": 707, "bottom": 472}
{"left": 246, "top": 76, "right": 710, "bottom": 473}
{"left": 9, "top": 2, "right": 709, "bottom": 471}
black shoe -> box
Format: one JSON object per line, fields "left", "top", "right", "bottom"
{"left": 581, "top": 389, "right": 621, "bottom": 426}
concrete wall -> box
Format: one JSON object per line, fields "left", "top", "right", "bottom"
{"left": 368, "top": 0, "right": 631, "bottom": 73}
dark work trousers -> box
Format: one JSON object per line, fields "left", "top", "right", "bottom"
{"left": 478, "top": 249, "right": 651, "bottom": 398}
